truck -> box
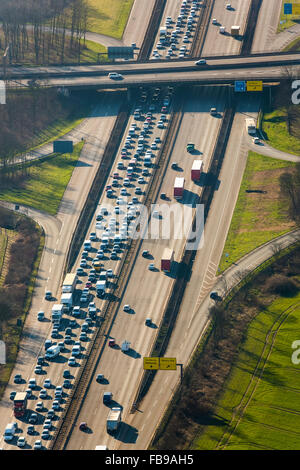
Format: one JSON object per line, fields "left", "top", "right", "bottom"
{"left": 4, "top": 422, "right": 17, "bottom": 441}
{"left": 174, "top": 177, "right": 185, "bottom": 199}
{"left": 13, "top": 392, "right": 27, "bottom": 418}
{"left": 61, "top": 293, "right": 73, "bottom": 312}
{"left": 106, "top": 407, "right": 122, "bottom": 434}
{"left": 231, "top": 25, "right": 240, "bottom": 36}
{"left": 159, "top": 26, "right": 167, "bottom": 37}
{"left": 161, "top": 248, "right": 174, "bottom": 272}
{"left": 51, "top": 304, "right": 63, "bottom": 322}
{"left": 246, "top": 118, "right": 256, "bottom": 135}
{"left": 62, "top": 273, "right": 77, "bottom": 293}
{"left": 45, "top": 344, "right": 60, "bottom": 360}
{"left": 83, "top": 239, "right": 92, "bottom": 251}
{"left": 121, "top": 340, "right": 131, "bottom": 352}
{"left": 96, "top": 280, "right": 106, "bottom": 296}
{"left": 191, "top": 160, "right": 203, "bottom": 181}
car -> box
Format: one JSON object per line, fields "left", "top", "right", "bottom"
{"left": 39, "top": 389, "right": 47, "bottom": 399}
{"left": 35, "top": 401, "right": 44, "bottom": 412}
{"left": 108, "top": 72, "right": 122, "bottom": 79}
{"left": 138, "top": 177, "right": 145, "bottom": 184}
{"left": 27, "top": 425, "right": 35, "bottom": 435}
{"left": 142, "top": 250, "right": 149, "bottom": 258}
{"left": 210, "top": 291, "right": 220, "bottom": 301}
{"left": 16, "top": 435, "right": 26, "bottom": 448}
{"left": 63, "top": 379, "right": 71, "bottom": 388}
{"left": 37, "top": 311, "right": 45, "bottom": 321}
{"left": 145, "top": 318, "right": 152, "bottom": 326}
{"left": 80, "top": 294, "right": 88, "bottom": 304}
{"left": 103, "top": 391, "right": 113, "bottom": 404}
{"left": 96, "top": 213, "right": 103, "bottom": 222}
{"left": 79, "top": 332, "right": 88, "bottom": 341}
{"left": 68, "top": 356, "right": 77, "bottom": 366}
{"left": 253, "top": 137, "right": 260, "bottom": 144}
{"left": 52, "top": 400, "right": 60, "bottom": 411}
{"left": 34, "top": 365, "right": 43, "bottom": 374}
{"left": 76, "top": 267, "right": 84, "bottom": 276}
{"left": 14, "top": 373, "right": 22, "bottom": 384}
{"left": 108, "top": 338, "right": 116, "bottom": 347}
{"left": 89, "top": 232, "right": 97, "bottom": 241}
{"left": 79, "top": 422, "right": 88, "bottom": 431}
{"left": 43, "top": 378, "right": 51, "bottom": 389}
{"left": 51, "top": 329, "right": 59, "bottom": 339}
{"left": 58, "top": 341, "right": 65, "bottom": 352}
{"left": 226, "top": 3, "right": 231, "bottom": 9}
{"left": 212, "top": 18, "right": 217, "bottom": 24}
{"left": 41, "top": 430, "right": 50, "bottom": 440}
{"left": 148, "top": 263, "right": 155, "bottom": 270}
{"left": 123, "top": 304, "right": 131, "bottom": 312}
{"left": 80, "top": 259, "right": 87, "bottom": 268}
{"left": 9, "top": 390, "right": 17, "bottom": 400}
{"left": 96, "top": 373, "right": 104, "bottom": 382}
{"left": 47, "top": 409, "right": 56, "bottom": 420}
{"left": 135, "top": 187, "right": 142, "bottom": 195}
{"left": 195, "top": 59, "right": 206, "bottom": 65}
{"left": 85, "top": 281, "right": 92, "bottom": 289}
{"left": 157, "top": 121, "right": 164, "bottom": 129}
{"left": 45, "top": 291, "right": 52, "bottom": 300}
{"left": 37, "top": 356, "right": 45, "bottom": 366}
{"left": 33, "top": 440, "right": 42, "bottom": 450}
{"left": 29, "top": 412, "right": 38, "bottom": 423}
{"left": 26, "top": 388, "right": 33, "bottom": 398}
{"left": 28, "top": 378, "right": 37, "bottom": 389}
{"left": 64, "top": 335, "right": 72, "bottom": 345}
{"left": 43, "top": 419, "right": 52, "bottom": 430}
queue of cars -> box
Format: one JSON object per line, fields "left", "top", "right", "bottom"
{"left": 153, "top": 0, "right": 201, "bottom": 60}
{"left": 5, "top": 90, "right": 171, "bottom": 449}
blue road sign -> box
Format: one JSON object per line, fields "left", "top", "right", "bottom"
{"left": 284, "top": 3, "right": 293, "bottom": 15}
{"left": 234, "top": 80, "right": 246, "bottom": 92}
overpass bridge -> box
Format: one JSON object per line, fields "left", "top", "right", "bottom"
{"left": 4, "top": 52, "right": 300, "bottom": 90}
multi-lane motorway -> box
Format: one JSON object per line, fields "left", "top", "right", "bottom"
{"left": 1, "top": 0, "right": 299, "bottom": 451}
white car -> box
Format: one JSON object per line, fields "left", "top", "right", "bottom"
{"left": 34, "top": 440, "right": 42, "bottom": 450}
{"left": 43, "top": 379, "right": 51, "bottom": 389}
{"left": 17, "top": 436, "right": 26, "bottom": 448}
{"left": 212, "top": 18, "right": 217, "bottom": 24}
{"left": 108, "top": 72, "right": 122, "bottom": 79}
{"left": 148, "top": 263, "right": 155, "bottom": 271}
{"left": 195, "top": 59, "right": 206, "bottom": 65}
{"left": 253, "top": 137, "right": 260, "bottom": 144}
{"left": 123, "top": 304, "right": 131, "bottom": 312}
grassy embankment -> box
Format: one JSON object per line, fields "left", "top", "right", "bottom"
{"left": 86, "top": 0, "right": 134, "bottom": 38}
{"left": 218, "top": 152, "right": 297, "bottom": 272}
{"left": 195, "top": 265, "right": 300, "bottom": 450}
{"left": 0, "top": 141, "right": 84, "bottom": 215}
{"left": 277, "top": 2, "right": 300, "bottom": 32}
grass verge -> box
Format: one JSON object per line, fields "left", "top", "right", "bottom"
{"left": 0, "top": 141, "right": 84, "bottom": 215}
{"left": 261, "top": 108, "right": 300, "bottom": 155}
{"left": 86, "top": 0, "right": 134, "bottom": 37}
{"left": 277, "top": 3, "right": 300, "bottom": 32}
{"left": 218, "top": 151, "right": 297, "bottom": 272}
{"left": 195, "top": 258, "right": 300, "bottom": 449}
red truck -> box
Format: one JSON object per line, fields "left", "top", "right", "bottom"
{"left": 191, "top": 160, "right": 203, "bottom": 181}
{"left": 13, "top": 392, "right": 27, "bottom": 418}
{"left": 174, "top": 177, "right": 185, "bottom": 199}
{"left": 161, "top": 248, "right": 174, "bottom": 272}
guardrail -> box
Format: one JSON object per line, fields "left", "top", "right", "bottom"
{"left": 191, "top": 0, "right": 215, "bottom": 58}
{"left": 138, "top": 0, "right": 167, "bottom": 61}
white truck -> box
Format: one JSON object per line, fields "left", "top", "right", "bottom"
{"left": 62, "top": 273, "right": 77, "bottom": 293}
{"left": 51, "top": 304, "right": 63, "bottom": 322}
{"left": 4, "top": 422, "right": 17, "bottom": 441}
{"left": 96, "top": 280, "right": 106, "bottom": 295}
{"left": 45, "top": 344, "right": 60, "bottom": 360}
{"left": 246, "top": 118, "right": 256, "bottom": 135}
{"left": 61, "top": 293, "right": 73, "bottom": 312}
{"left": 106, "top": 407, "right": 122, "bottom": 434}
{"left": 121, "top": 341, "right": 131, "bottom": 352}
{"left": 159, "top": 26, "right": 167, "bottom": 37}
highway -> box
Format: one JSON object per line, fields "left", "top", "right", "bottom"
{"left": 1, "top": 0, "right": 299, "bottom": 452}
{"left": 202, "top": 0, "right": 251, "bottom": 56}
{"left": 0, "top": 93, "right": 123, "bottom": 449}
{"left": 65, "top": 85, "right": 228, "bottom": 449}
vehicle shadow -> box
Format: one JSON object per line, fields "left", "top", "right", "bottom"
{"left": 115, "top": 422, "right": 138, "bottom": 443}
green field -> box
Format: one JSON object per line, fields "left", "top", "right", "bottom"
{"left": 86, "top": 0, "right": 134, "bottom": 38}
{"left": 0, "top": 142, "right": 84, "bottom": 215}
{"left": 262, "top": 109, "right": 300, "bottom": 155}
{"left": 218, "top": 152, "right": 296, "bottom": 272}
{"left": 195, "top": 290, "right": 300, "bottom": 450}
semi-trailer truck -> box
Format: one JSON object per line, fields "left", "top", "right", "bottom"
{"left": 174, "top": 177, "right": 185, "bottom": 199}
{"left": 106, "top": 407, "right": 122, "bottom": 434}
{"left": 161, "top": 248, "right": 174, "bottom": 272}
{"left": 61, "top": 293, "right": 73, "bottom": 312}
{"left": 191, "top": 160, "right": 203, "bottom": 181}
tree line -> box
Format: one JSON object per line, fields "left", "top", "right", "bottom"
{"left": 0, "top": 0, "right": 89, "bottom": 65}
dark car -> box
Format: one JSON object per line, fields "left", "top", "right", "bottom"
{"left": 103, "top": 392, "right": 113, "bottom": 404}
{"left": 79, "top": 422, "right": 88, "bottom": 431}
{"left": 210, "top": 291, "right": 220, "bottom": 301}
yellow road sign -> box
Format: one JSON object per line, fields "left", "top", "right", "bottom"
{"left": 159, "top": 357, "right": 177, "bottom": 370}
{"left": 293, "top": 4, "right": 300, "bottom": 15}
{"left": 143, "top": 357, "right": 159, "bottom": 370}
{"left": 246, "top": 80, "right": 263, "bottom": 92}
